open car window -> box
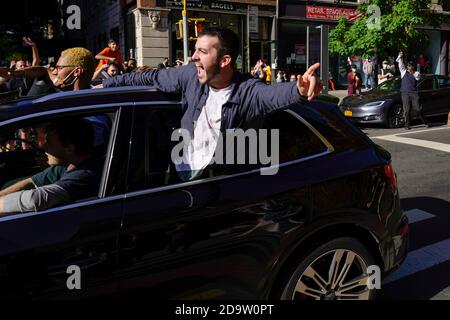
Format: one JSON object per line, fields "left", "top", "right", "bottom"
{"left": 0, "top": 111, "right": 116, "bottom": 215}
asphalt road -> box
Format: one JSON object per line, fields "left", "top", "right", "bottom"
{"left": 361, "top": 122, "right": 450, "bottom": 300}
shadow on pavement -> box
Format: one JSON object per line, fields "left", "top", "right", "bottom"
{"left": 377, "top": 197, "right": 450, "bottom": 300}
{"left": 401, "top": 197, "right": 450, "bottom": 216}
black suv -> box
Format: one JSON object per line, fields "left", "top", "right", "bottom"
{"left": 0, "top": 87, "right": 408, "bottom": 299}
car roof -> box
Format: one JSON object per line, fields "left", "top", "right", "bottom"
{"left": 0, "top": 86, "right": 181, "bottom": 123}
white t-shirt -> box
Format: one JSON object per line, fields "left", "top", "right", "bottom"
{"left": 176, "top": 85, "right": 233, "bottom": 179}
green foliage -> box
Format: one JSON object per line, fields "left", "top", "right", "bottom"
{"left": 329, "top": 0, "right": 444, "bottom": 57}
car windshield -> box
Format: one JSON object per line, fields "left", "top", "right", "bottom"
{"left": 373, "top": 77, "right": 401, "bottom": 93}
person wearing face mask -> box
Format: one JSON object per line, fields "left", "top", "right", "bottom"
{"left": 0, "top": 47, "right": 96, "bottom": 93}
{"left": 378, "top": 60, "right": 394, "bottom": 85}
{"left": 0, "top": 49, "right": 110, "bottom": 197}
{"left": 347, "top": 65, "right": 362, "bottom": 96}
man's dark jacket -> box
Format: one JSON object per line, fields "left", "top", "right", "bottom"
{"left": 103, "top": 63, "right": 306, "bottom": 134}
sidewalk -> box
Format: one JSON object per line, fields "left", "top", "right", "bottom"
{"left": 327, "top": 89, "right": 348, "bottom": 104}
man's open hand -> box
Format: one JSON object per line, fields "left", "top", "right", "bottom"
{"left": 23, "top": 37, "right": 36, "bottom": 47}
{"left": 296, "top": 63, "right": 322, "bottom": 101}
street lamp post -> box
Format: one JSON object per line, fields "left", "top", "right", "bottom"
{"left": 182, "top": 0, "right": 189, "bottom": 65}
{"left": 320, "top": 25, "right": 329, "bottom": 93}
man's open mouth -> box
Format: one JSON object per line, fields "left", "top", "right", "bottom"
{"left": 196, "top": 65, "right": 204, "bottom": 76}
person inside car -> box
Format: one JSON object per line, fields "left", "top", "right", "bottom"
{"left": 0, "top": 118, "right": 103, "bottom": 215}
{"left": 98, "top": 26, "right": 322, "bottom": 180}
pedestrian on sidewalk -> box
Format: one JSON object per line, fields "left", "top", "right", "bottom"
{"left": 363, "top": 58, "right": 375, "bottom": 90}
{"left": 397, "top": 50, "right": 428, "bottom": 129}
{"left": 378, "top": 60, "right": 394, "bottom": 85}
{"left": 347, "top": 65, "right": 362, "bottom": 96}
{"left": 328, "top": 71, "right": 335, "bottom": 91}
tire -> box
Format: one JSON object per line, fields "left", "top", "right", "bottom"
{"left": 279, "top": 237, "right": 377, "bottom": 300}
{"left": 387, "top": 104, "right": 405, "bottom": 128}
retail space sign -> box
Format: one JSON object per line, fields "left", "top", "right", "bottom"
{"left": 248, "top": 5, "right": 259, "bottom": 39}
{"left": 210, "top": 1, "right": 236, "bottom": 11}
{"left": 306, "top": 5, "right": 362, "bottom": 21}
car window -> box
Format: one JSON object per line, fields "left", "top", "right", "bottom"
{"left": 263, "top": 110, "right": 329, "bottom": 163}
{"left": 212, "top": 110, "right": 330, "bottom": 176}
{"left": 0, "top": 111, "right": 116, "bottom": 215}
{"left": 127, "top": 106, "right": 182, "bottom": 192}
{"left": 374, "top": 77, "right": 401, "bottom": 92}
{"left": 126, "top": 107, "right": 329, "bottom": 192}
{"left": 419, "top": 78, "right": 435, "bottom": 90}
{"left": 437, "top": 76, "right": 450, "bottom": 88}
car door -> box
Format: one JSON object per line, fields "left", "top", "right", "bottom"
{"left": 418, "top": 76, "right": 438, "bottom": 118}
{"left": 0, "top": 106, "right": 131, "bottom": 299}
{"left": 435, "top": 76, "right": 450, "bottom": 116}
{"left": 116, "top": 105, "right": 317, "bottom": 299}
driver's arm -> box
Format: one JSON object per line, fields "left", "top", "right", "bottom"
{"left": 0, "top": 178, "right": 33, "bottom": 197}
{"left": 0, "top": 183, "right": 70, "bottom": 215}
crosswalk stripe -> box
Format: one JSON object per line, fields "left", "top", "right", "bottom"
{"left": 382, "top": 239, "right": 450, "bottom": 285}
{"left": 371, "top": 126, "right": 450, "bottom": 139}
{"left": 430, "top": 286, "right": 450, "bottom": 300}
{"left": 373, "top": 136, "right": 450, "bottom": 153}
{"left": 405, "top": 209, "right": 436, "bottom": 224}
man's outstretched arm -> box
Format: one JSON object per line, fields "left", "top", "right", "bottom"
{"left": 102, "top": 63, "right": 195, "bottom": 93}
{"left": 248, "top": 63, "right": 322, "bottom": 117}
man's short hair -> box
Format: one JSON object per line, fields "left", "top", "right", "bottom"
{"left": 108, "top": 61, "right": 120, "bottom": 69}
{"left": 60, "top": 47, "right": 96, "bottom": 83}
{"left": 198, "top": 27, "right": 240, "bottom": 67}
{"left": 45, "top": 118, "right": 94, "bottom": 155}
{"left": 108, "top": 39, "right": 117, "bottom": 45}
{"left": 407, "top": 61, "right": 415, "bottom": 68}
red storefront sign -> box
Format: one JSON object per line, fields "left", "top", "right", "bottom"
{"left": 306, "top": 5, "right": 362, "bottom": 21}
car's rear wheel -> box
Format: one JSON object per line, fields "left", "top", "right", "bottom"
{"left": 387, "top": 104, "right": 405, "bottom": 128}
{"left": 279, "top": 237, "right": 376, "bottom": 300}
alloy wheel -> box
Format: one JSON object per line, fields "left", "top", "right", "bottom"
{"left": 290, "top": 248, "right": 372, "bottom": 300}
{"left": 388, "top": 105, "right": 405, "bottom": 128}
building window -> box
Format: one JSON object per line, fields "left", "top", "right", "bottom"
{"left": 110, "top": 27, "right": 120, "bottom": 42}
